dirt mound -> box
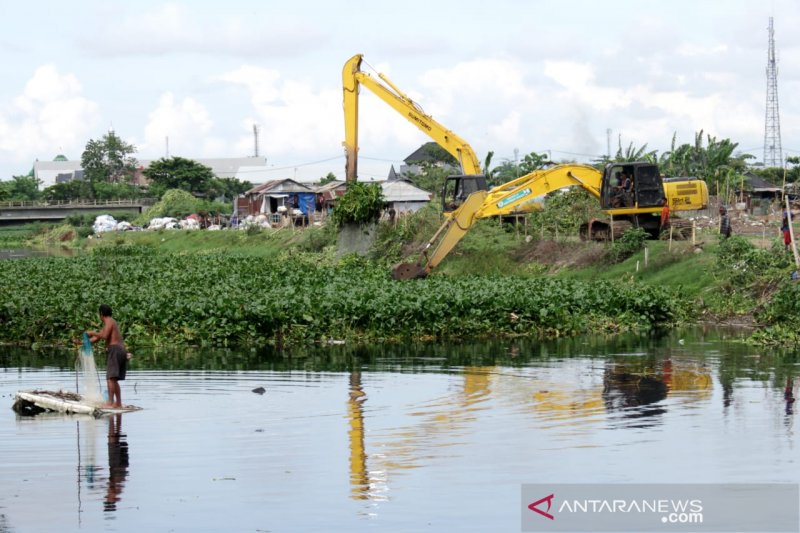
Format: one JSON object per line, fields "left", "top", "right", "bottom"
{"left": 518, "top": 239, "right": 607, "bottom": 270}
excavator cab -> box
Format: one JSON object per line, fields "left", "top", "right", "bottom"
{"left": 442, "top": 174, "right": 488, "bottom": 214}
{"left": 600, "top": 162, "right": 664, "bottom": 210}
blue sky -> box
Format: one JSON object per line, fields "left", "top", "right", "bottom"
{"left": 1, "top": 0, "right": 798, "bottom": 183}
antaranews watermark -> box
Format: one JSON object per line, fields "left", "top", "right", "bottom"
{"left": 521, "top": 484, "right": 798, "bottom": 532}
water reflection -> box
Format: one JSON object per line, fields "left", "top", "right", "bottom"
{"left": 603, "top": 362, "right": 669, "bottom": 425}
{"left": 346, "top": 366, "right": 493, "bottom": 505}
{"left": 104, "top": 414, "right": 129, "bottom": 513}
{"left": 2, "top": 327, "right": 799, "bottom": 531}
{"left": 348, "top": 371, "right": 369, "bottom": 501}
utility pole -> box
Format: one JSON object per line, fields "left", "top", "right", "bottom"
{"left": 606, "top": 128, "right": 612, "bottom": 158}
{"left": 764, "top": 17, "right": 783, "bottom": 167}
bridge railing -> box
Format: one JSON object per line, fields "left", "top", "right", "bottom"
{"left": 0, "top": 198, "right": 158, "bottom": 208}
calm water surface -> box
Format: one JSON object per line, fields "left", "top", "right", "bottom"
{"left": 0, "top": 328, "right": 797, "bottom": 532}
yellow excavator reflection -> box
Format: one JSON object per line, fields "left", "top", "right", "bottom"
{"left": 347, "top": 366, "right": 493, "bottom": 501}
{"left": 346, "top": 357, "right": 712, "bottom": 500}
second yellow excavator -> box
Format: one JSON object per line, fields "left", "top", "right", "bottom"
{"left": 392, "top": 162, "right": 708, "bottom": 280}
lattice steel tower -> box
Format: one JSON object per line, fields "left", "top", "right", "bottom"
{"left": 764, "top": 17, "right": 782, "bottom": 167}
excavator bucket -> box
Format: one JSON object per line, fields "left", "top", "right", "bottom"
{"left": 391, "top": 262, "right": 428, "bottom": 281}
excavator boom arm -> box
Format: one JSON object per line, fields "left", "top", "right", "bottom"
{"left": 394, "top": 164, "right": 602, "bottom": 279}
{"left": 343, "top": 54, "right": 482, "bottom": 181}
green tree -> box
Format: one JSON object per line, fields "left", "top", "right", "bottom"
{"left": 42, "top": 180, "right": 93, "bottom": 202}
{"left": 143, "top": 157, "right": 216, "bottom": 197}
{"left": 93, "top": 182, "right": 143, "bottom": 201}
{"left": 491, "top": 160, "right": 521, "bottom": 185}
{"left": 518, "top": 151, "right": 551, "bottom": 175}
{"left": 205, "top": 177, "right": 252, "bottom": 201}
{"left": 657, "top": 131, "right": 753, "bottom": 198}
{"left": 487, "top": 151, "right": 551, "bottom": 186}
{"left": 3, "top": 175, "right": 42, "bottom": 202}
{"left": 404, "top": 162, "right": 451, "bottom": 195}
{"left": 596, "top": 138, "right": 658, "bottom": 165}
{"left": 318, "top": 172, "right": 338, "bottom": 185}
{"left": 422, "top": 143, "right": 458, "bottom": 166}
{"left": 137, "top": 189, "right": 199, "bottom": 223}
{"left": 81, "top": 131, "right": 138, "bottom": 194}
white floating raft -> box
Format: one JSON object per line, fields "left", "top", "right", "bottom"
{"left": 13, "top": 390, "right": 141, "bottom": 417}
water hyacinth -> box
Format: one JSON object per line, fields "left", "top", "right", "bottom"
{"left": 0, "top": 248, "right": 682, "bottom": 348}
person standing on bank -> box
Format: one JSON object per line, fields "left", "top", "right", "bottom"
{"left": 659, "top": 197, "right": 671, "bottom": 234}
{"left": 719, "top": 205, "right": 732, "bottom": 239}
{"left": 88, "top": 304, "right": 128, "bottom": 408}
{"left": 781, "top": 212, "right": 792, "bottom": 250}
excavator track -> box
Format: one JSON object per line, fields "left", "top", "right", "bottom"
{"left": 580, "top": 219, "right": 634, "bottom": 241}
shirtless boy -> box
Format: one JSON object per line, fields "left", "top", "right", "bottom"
{"left": 88, "top": 304, "right": 129, "bottom": 408}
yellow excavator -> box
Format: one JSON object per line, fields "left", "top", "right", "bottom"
{"left": 341, "top": 54, "right": 709, "bottom": 280}
{"left": 392, "top": 162, "right": 709, "bottom": 279}
{"left": 343, "top": 53, "right": 483, "bottom": 182}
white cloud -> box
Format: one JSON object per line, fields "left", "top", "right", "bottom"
{"left": 677, "top": 43, "right": 729, "bottom": 57}
{"left": 0, "top": 65, "right": 99, "bottom": 170}
{"left": 140, "top": 92, "right": 218, "bottom": 159}
{"left": 81, "top": 2, "right": 326, "bottom": 57}
{"left": 544, "top": 60, "right": 631, "bottom": 112}
{"left": 487, "top": 111, "right": 522, "bottom": 146}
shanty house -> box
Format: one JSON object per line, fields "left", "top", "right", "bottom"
{"left": 237, "top": 179, "right": 316, "bottom": 219}
{"left": 739, "top": 172, "right": 782, "bottom": 215}
{"left": 314, "top": 180, "right": 348, "bottom": 212}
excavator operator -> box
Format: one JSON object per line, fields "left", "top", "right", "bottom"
{"left": 612, "top": 171, "right": 633, "bottom": 207}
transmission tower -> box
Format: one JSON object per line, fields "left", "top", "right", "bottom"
{"left": 763, "top": 16, "right": 782, "bottom": 167}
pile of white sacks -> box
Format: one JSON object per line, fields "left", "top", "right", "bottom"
{"left": 91, "top": 215, "right": 205, "bottom": 233}
{"left": 92, "top": 215, "right": 132, "bottom": 233}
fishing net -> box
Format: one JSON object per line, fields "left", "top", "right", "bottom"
{"left": 76, "top": 333, "right": 104, "bottom": 404}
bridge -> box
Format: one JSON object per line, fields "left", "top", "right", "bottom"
{"left": 0, "top": 199, "right": 157, "bottom": 224}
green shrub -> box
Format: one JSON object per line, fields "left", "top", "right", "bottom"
{"left": 607, "top": 227, "right": 648, "bottom": 263}
{"left": 332, "top": 182, "right": 384, "bottom": 227}
{"left": 136, "top": 189, "right": 199, "bottom": 224}
{"left": 715, "top": 236, "right": 791, "bottom": 286}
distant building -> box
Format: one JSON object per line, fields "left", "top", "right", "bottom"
{"left": 399, "top": 142, "right": 459, "bottom": 177}
{"left": 33, "top": 155, "right": 268, "bottom": 188}
{"left": 33, "top": 158, "right": 83, "bottom": 187}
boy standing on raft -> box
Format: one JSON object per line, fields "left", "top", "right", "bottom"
{"left": 88, "top": 304, "right": 129, "bottom": 408}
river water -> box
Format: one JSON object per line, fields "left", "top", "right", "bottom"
{"left": 0, "top": 327, "right": 797, "bottom": 532}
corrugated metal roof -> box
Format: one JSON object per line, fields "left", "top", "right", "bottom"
{"left": 380, "top": 180, "right": 432, "bottom": 202}
{"left": 313, "top": 180, "right": 347, "bottom": 193}
{"left": 245, "top": 179, "right": 313, "bottom": 195}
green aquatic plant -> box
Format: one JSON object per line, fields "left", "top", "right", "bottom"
{"left": 0, "top": 252, "right": 683, "bottom": 348}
